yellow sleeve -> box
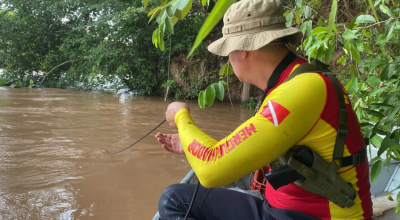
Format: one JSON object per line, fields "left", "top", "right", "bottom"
{"left": 176, "top": 73, "right": 327, "bottom": 188}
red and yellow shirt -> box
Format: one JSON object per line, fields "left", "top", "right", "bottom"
{"left": 175, "top": 57, "right": 373, "bottom": 220}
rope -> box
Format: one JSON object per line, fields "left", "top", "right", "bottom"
{"left": 165, "top": 34, "right": 172, "bottom": 102}
{"left": 226, "top": 61, "right": 244, "bottom": 122}
{"left": 106, "top": 119, "right": 166, "bottom": 154}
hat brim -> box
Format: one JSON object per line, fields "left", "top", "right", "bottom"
{"left": 208, "top": 27, "right": 303, "bottom": 56}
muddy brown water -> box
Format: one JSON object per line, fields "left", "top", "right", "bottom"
{"left": 0, "top": 87, "right": 254, "bottom": 219}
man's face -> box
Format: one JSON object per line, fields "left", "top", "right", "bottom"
{"left": 228, "top": 50, "right": 246, "bottom": 82}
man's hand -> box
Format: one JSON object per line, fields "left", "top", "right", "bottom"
{"left": 155, "top": 132, "right": 185, "bottom": 155}
{"left": 165, "top": 102, "right": 190, "bottom": 128}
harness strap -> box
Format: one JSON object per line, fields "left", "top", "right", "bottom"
{"left": 283, "top": 59, "right": 350, "bottom": 170}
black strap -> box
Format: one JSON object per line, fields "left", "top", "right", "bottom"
{"left": 338, "top": 148, "right": 367, "bottom": 167}
{"left": 254, "top": 51, "right": 296, "bottom": 115}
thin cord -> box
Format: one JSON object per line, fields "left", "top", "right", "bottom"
{"left": 184, "top": 181, "right": 200, "bottom": 220}
{"left": 226, "top": 61, "right": 244, "bottom": 122}
{"left": 106, "top": 119, "right": 166, "bottom": 154}
{"left": 165, "top": 35, "right": 172, "bottom": 102}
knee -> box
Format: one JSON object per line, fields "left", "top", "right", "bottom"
{"left": 158, "top": 184, "right": 182, "bottom": 211}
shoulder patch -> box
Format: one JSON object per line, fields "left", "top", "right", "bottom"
{"left": 260, "top": 100, "right": 290, "bottom": 127}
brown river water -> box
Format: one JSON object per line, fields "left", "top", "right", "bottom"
{"left": 0, "top": 87, "right": 254, "bottom": 219}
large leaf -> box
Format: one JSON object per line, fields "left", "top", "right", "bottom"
{"left": 397, "top": 194, "right": 400, "bottom": 213}
{"left": 355, "top": 15, "right": 376, "bottom": 24}
{"left": 187, "top": 0, "right": 234, "bottom": 57}
{"left": 214, "top": 82, "right": 225, "bottom": 101}
{"left": 165, "top": 17, "right": 174, "bottom": 34}
{"left": 370, "top": 103, "right": 394, "bottom": 110}
{"left": 198, "top": 90, "right": 206, "bottom": 109}
{"left": 381, "top": 64, "right": 395, "bottom": 80}
{"left": 174, "top": 0, "right": 192, "bottom": 19}
{"left": 378, "top": 137, "right": 396, "bottom": 156}
{"left": 362, "top": 108, "right": 384, "bottom": 118}
{"left": 350, "top": 44, "right": 360, "bottom": 63}
{"left": 379, "top": 4, "right": 395, "bottom": 18}
{"left": 174, "top": 0, "right": 190, "bottom": 10}
{"left": 387, "top": 106, "right": 400, "bottom": 122}
{"left": 205, "top": 85, "right": 216, "bottom": 107}
{"left": 327, "top": 0, "right": 338, "bottom": 35}
{"left": 370, "top": 160, "right": 382, "bottom": 183}
{"left": 219, "top": 62, "right": 233, "bottom": 77}
{"left": 369, "top": 87, "right": 386, "bottom": 96}
{"left": 286, "top": 11, "right": 294, "bottom": 27}
{"left": 342, "top": 29, "right": 357, "bottom": 39}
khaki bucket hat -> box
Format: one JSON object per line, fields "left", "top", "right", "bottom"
{"left": 208, "top": 0, "right": 303, "bottom": 56}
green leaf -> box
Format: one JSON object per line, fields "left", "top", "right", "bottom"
{"left": 350, "top": 44, "right": 360, "bottom": 63}
{"left": 355, "top": 15, "right": 376, "bottom": 24}
{"left": 363, "top": 43, "right": 373, "bottom": 54}
{"left": 219, "top": 62, "right": 233, "bottom": 77}
{"left": 386, "top": 21, "right": 396, "bottom": 40}
{"left": 174, "top": 0, "right": 192, "bottom": 19}
{"left": 371, "top": 132, "right": 383, "bottom": 148}
{"left": 382, "top": 64, "right": 395, "bottom": 80}
{"left": 220, "top": 80, "right": 228, "bottom": 89}
{"left": 325, "top": 43, "right": 335, "bottom": 63}
{"left": 188, "top": 0, "right": 235, "bottom": 57}
{"left": 174, "top": 0, "right": 190, "bottom": 10}
{"left": 371, "top": 160, "right": 382, "bottom": 183}
{"left": 202, "top": 0, "right": 207, "bottom": 6}
{"left": 165, "top": 17, "right": 174, "bottom": 34}
{"left": 327, "top": 0, "right": 338, "bottom": 35}
{"left": 380, "top": 4, "right": 395, "bottom": 18}
{"left": 205, "top": 85, "right": 216, "bottom": 107}
{"left": 198, "top": 90, "right": 206, "bottom": 109}
{"left": 370, "top": 103, "right": 394, "bottom": 110}
{"left": 378, "top": 137, "right": 396, "bottom": 156}
{"left": 349, "top": 14, "right": 361, "bottom": 29}
{"left": 286, "top": 11, "right": 294, "bottom": 27}
{"left": 369, "top": 87, "right": 386, "bottom": 96}
{"left": 362, "top": 108, "right": 384, "bottom": 117}
{"left": 305, "top": 20, "right": 312, "bottom": 36}
{"left": 366, "top": 76, "right": 381, "bottom": 86}
{"left": 343, "top": 29, "right": 357, "bottom": 40}
{"left": 295, "top": 0, "right": 302, "bottom": 7}
{"left": 148, "top": 7, "right": 161, "bottom": 23}
{"left": 159, "top": 34, "right": 165, "bottom": 51}
{"left": 144, "top": 0, "right": 150, "bottom": 10}
{"left": 387, "top": 106, "right": 400, "bottom": 122}
{"left": 356, "top": 37, "right": 363, "bottom": 52}
{"left": 214, "top": 82, "right": 225, "bottom": 101}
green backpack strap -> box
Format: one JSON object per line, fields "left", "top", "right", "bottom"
{"left": 283, "top": 59, "right": 348, "bottom": 171}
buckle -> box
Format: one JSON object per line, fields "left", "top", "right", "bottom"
{"left": 352, "top": 153, "right": 361, "bottom": 166}
{"left": 337, "top": 129, "right": 348, "bottom": 137}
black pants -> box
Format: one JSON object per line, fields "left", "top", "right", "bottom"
{"left": 158, "top": 184, "right": 321, "bottom": 220}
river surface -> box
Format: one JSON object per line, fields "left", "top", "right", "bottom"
{"left": 0, "top": 87, "right": 253, "bottom": 219}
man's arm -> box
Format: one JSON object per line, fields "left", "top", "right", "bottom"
{"left": 176, "top": 73, "right": 327, "bottom": 188}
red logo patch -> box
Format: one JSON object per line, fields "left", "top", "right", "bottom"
{"left": 260, "top": 100, "right": 290, "bottom": 127}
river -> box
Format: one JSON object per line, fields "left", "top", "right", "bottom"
{"left": 0, "top": 87, "right": 253, "bottom": 219}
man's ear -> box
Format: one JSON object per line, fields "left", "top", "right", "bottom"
{"left": 241, "top": 51, "right": 248, "bottom": 59}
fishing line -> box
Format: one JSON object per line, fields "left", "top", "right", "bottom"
{"left": 105, "top": 119, "right": 166, "bottom": 154}
{"left": 226, "top": 61, "right": 244, "bottom": 122}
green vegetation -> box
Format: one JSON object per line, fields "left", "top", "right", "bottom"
{"left": 0, "top": 0, "right": 211, "bottom": 95}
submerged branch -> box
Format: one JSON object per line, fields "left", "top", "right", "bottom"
{"left": 39, "top": 59, "right": 87, "bottom": 86}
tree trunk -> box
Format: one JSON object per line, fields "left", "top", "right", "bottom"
{"left": 241, "top": 82, "right": 250, "bottom": 103}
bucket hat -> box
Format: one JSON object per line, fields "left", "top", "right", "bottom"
{"left": 208, "top": 0, "right": 303, "bottom": 56}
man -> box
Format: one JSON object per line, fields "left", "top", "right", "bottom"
{"left": 155, "top": 0, "right": 373, "bottom": 219}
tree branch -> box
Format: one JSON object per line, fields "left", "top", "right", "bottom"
{"left": 0, "top": 8, "right": 13, "bottom": 19}
{"left": 39, "top": 59, "right": 87, "bottom": 86}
